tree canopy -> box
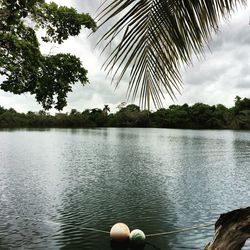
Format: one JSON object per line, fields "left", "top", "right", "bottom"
{"left": 0, "top": 0, "right": 96, "bottom": 110}
{"left": 0, "top": 97, "right": 249, "bottom": 129}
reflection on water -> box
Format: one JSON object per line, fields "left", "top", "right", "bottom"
{"left": 0, "top": 128, "right": 249, "bottom": 249}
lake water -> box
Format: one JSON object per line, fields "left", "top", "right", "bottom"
{"left": 0, "top": 128, "right": 249, "bottom": 250}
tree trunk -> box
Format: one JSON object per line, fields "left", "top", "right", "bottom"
{"left": 205, "top": 207, "right": 250, "bottom": 250}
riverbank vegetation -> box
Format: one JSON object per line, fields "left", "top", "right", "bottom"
{"left": 0, "top": 97, "right": 249, "bottom": 129}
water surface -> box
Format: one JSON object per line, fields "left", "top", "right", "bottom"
{"left": 0, "top": 128, "right": 249, "bottom": 249}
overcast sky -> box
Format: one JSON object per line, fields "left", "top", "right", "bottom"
{"left": 1, "top": 0, "right": 250, "bottom": 113}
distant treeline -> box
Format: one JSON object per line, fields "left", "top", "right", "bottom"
{"left": 0, "top": 96, "right": 250, "bottom": 129}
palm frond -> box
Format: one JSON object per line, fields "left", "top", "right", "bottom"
{"left": 97, "top": 0, "right": 246, "bottom": 109}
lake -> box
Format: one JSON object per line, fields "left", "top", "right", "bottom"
{"left": 0, "top": 128, "right": 249, "bottom": 249}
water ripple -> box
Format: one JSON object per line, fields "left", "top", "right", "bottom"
{"left": 0, "top": 128, "right": 249, "bottom": 249}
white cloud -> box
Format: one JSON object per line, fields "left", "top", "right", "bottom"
{"left": 1, "top": 0, "right": 250, "bottom": 113}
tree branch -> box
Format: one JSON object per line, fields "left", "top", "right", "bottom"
{"left": 205, "top": 207, "right": 250, "bottom": 250}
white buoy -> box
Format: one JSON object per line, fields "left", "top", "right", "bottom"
{"left": 110, "top": 223, "right": 130, "bottom": 242}
{"left": 130, "top": 229, "right": 146, "bottom": 244}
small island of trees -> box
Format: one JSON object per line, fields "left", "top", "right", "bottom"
{"left": 0, "top": 96, "right": 249, "bottom": 130}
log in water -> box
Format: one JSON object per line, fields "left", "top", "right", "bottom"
{"left": 205, "top": 207, "right": 250, "bottom": 250}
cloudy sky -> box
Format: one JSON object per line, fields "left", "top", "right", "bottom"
{"left": 1, "top": 0, "right": 250, "bottom": 113}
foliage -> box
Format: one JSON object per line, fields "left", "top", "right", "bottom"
{"left": 103, "top": 105, "right": 110, "bottom": 116}
{"left": 0, "top": 0, "right": 96, "bottom": 110}
{"left": 97, "top": 0, "right": 246, "bottom": 109}
{"left": 233, "top": 96, "right": 250, "bottom": 114}
{"left": 0, "top": 97, "right": 249, "bottom": 129}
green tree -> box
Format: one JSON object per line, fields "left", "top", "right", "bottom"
{"left": 0, "top": 0, "right": 96, "bottom": 110}
{"left": 120, "top": 104, "right": 140, "bottom": 113}
{"left": 190, "top": 103, "right": 215, "bottom": 128}
{"left": 167, "top": 105, "right": 190, "bottom": 128}
{"left": 0, "top": 106, "right": 6, "bottom": 115}
{"left": 229, "top": 96, "right": 250, "bottom": 128}
{"left": 151, "top": 105, "right": 190, "bottom": 128}
{"left": 116, "top": 102, "right": 127, "bottom": 111}
{"left": 212, "top": 104, "right": 229, "bottom": 128}
{"left": 234, "top": 96, "right": 250, "bottom": 114}
{"left": 70, "top": 109, "right": 80, "bottom": 116}
{"left": 151, "top": 108, "right": 169, "bottom": 128}
{"left": 0, "top": 97, "right": 249, "bottom": 129}
{"left": 238, "top": 110, "right": 250, "bottom": 129}
{"left": 113, "top": 104, "right": 141, "bottom": 127}
{"left": 97, "top": 0, "right": 246, "bottom": 109}
{"left": 103, "top": 105, "right": 110, "bottom": 116}
{"left": 90, "top": 108, "right": 106, "bottom": 126}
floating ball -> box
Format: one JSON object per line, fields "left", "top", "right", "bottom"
{"left": 130, "top": 229, "right": 146, "bottom": 244}
{"left": 110, "top": 223, "right": 130, "bottom": 242}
